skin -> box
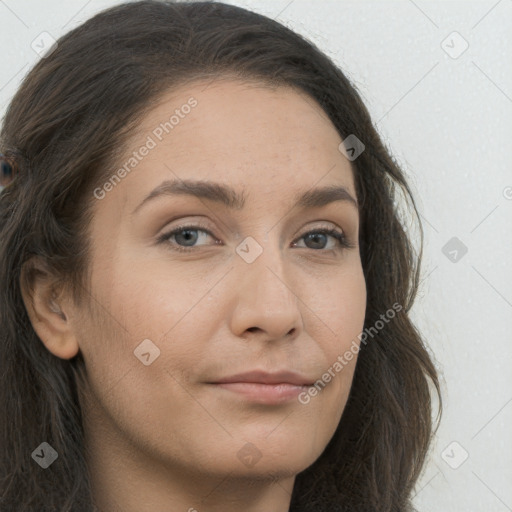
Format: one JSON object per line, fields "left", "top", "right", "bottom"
{"left": 22, "top": 78, "right": 367, "bottom": 512}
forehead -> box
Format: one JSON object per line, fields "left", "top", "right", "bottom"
{"left": 96, "top": 78, "right": 357, "bottom": 217}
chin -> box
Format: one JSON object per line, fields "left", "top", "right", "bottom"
{"left": 221, "top": 433, "right": 326, "bottom": 479}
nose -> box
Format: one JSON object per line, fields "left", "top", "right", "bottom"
{"left": 228, "top": 239, "right": 303, "bottom": 342}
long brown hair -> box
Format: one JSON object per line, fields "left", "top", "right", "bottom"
{"left": 0, "top": 1, "right": 441, "bottom": 510}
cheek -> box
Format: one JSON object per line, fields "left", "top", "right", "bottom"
{"left": 291, "top": 264, "right": 366, "bottom": 421}
{"left": 310, "top": 268, "right": 366, "bottom": 396}
{"left": 306, "top": 265, "right": 367, "bottom": 352}
{"left": 102, "top": 249, "right": 226, "bottom": 340}
{"left": 75, "top": 295, "right": 204, "bottom": 460}
{"left": 75, "top": 259, "right": 216, "bottom": 412}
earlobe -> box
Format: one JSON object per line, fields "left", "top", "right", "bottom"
{"left": 19, "top": 257, "right": 80, "bottom": 360}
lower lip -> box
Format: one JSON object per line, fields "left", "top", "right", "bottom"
{"left": 213, "top": 382, "right": 308, "bottom": 404}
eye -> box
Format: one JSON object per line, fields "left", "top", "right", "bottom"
{"left": 156, "top": 223, "right": 219, "bottom": 253}
{"left": 292, "top": 227, "right": 355, "bottom": 252}
{"left": 157, "top": 223, "right": 356, "bottom": 254}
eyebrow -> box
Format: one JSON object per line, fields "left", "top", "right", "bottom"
{"left": 131, "top": 179, "right": 359, "bottom": 216}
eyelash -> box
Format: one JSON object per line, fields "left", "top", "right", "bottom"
{"left": 156, "top": 222, "right": 356, "bottom": 254}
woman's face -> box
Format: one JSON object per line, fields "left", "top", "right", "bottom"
{"left": 71, "top": 78, "right": 366, "bottom": 485}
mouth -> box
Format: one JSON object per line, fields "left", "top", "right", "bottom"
{"left": 208, "top": 370, "right": 315, "bottom": 405}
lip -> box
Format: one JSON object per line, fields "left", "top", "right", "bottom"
{"left": 214, "top": 370, "right": 314, "bottom": 386}
{"left": 209, "top": 370, "right": 315, "bottom": 405}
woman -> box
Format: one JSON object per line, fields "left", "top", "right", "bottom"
{"left": 0, "top": 1, "right": 441, "bottom": 511}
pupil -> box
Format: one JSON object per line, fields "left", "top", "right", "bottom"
{"left": 177, "top": 229, "right": 197, "bottom": 246}
{"left": 307, "top": 233, "right": 326, "bottom": 249}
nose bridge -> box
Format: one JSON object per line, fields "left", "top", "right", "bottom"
{"left": 235, "top": 222, "right": 288, "bottom": 294}
{"left": 231, "top": 229, "right": 302, "bottom": 335}
{"left": 244, "top": 242, "right": 291, "bottom": 303}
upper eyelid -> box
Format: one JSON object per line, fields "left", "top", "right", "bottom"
{"left": 162, "top": 220, "right": 346, "bottom": 238}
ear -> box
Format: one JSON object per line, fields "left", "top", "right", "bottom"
{"left": 20, "top": 256, "right": 80, "bottom": 360}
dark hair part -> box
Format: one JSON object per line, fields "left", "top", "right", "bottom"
{"left": 0, "top": 1, "right": 441, "bottom": 510}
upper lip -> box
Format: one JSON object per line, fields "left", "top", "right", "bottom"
{"left": 212, "top": 370, "right": 314, "bottom": 386}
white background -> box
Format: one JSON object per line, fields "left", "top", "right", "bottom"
{"left": 1, "top": 1, "right": 511, "bottom": 510}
